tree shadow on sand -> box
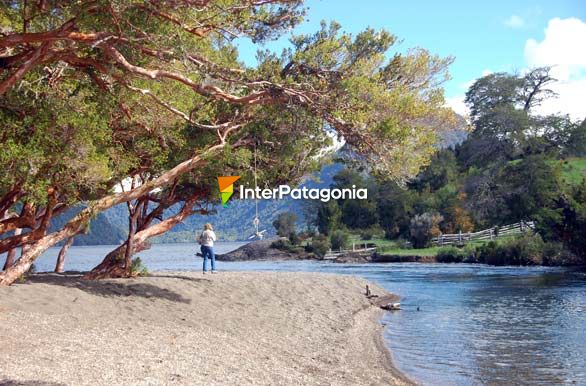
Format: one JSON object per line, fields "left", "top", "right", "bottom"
{"left": 147, "top": 273, "right": 212, "bottom": 283}
{"left": 0, "top": 380, "right": 66, "bottom": 386}
{"left": 24, "top": 273, "right": 206, "bottom": 304}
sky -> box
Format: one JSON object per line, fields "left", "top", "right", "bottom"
{"left": 237, "top": 0, "right": 586, "bottom": 120}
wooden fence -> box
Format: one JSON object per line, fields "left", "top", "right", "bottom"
{"left": 431, "top": 220, "right": 535, "bottom": 246}
{"left": 323, "top": 243, "right": 377, "bottom": 260}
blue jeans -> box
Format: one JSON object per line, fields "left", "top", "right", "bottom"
{"left": 201, "top": 245, "right": 216, "bottom": 272}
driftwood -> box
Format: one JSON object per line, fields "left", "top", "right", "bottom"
{"left": 364, "top": 286, "right": 400, "bottom": 310}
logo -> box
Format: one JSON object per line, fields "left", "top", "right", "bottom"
{"left": 217, "top": 176, "right": 241, "bottom": 207}
{"left": 240, "top": 185, "right": 367, "bottom": 202}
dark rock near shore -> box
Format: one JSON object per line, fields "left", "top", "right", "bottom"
{"left": 216, "top": 238, "right": 317, "bottom": 261}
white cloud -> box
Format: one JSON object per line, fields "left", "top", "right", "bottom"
{"left": 524, "top": 17, "right": 586, "bottom": 120}
{"left": 445, "top": 96, "right": 469, "bottom": 118}
{"left": 525, "top": 17, "right": 586, "bottom": 80}
{"left": 505, "top": 15, "right": 526, "bottom": 29}
{"left": 481, "top": 68, "right": 493, "bottom": 77}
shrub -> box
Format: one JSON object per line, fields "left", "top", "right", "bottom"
{"left": 360, "top": 229, "right": 375, "bottom": 240}
{"left": 130, "top": 257, "right": 149, "bottom": 277}
{"left": 288, "top": 232, "right": 301, "bottom": 245}
{"left": 409, "top": 212, "right": 443, "bottom": 248}
{"left": 271, "top": 238, "right": 292, "bottom": 250}
{"left": 476, "top": 235, "right": 545, "bottom": 265}
{"left": 272, "top": 212, "right": 297, "bottom": 237}
{"left": 309, "top": 235, "right": 331, "bottom": 258}
{"left": 436, "top": 247, "right": 465, "bottom": 263}
{"left": 542, "top": 242, "right": 582, "bottom": 266}
{"left": 330, "top": 230, "right": 349, "bottom": 250}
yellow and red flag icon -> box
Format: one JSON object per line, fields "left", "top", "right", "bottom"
{"left": 217, "top": 176, "right": 241, "bottom": 207}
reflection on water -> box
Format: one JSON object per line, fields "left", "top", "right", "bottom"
{"left": 2, "top": 244, "right": 585, "bottom": 385}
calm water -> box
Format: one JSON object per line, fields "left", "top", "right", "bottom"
{"left": 2, "top": 243, "right": 585, "bottom": 385}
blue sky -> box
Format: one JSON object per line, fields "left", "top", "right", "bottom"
{"left": 237, "top": 0, "right": 586, "bottom": 119}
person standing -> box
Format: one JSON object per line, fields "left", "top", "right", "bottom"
{"left": 198, "top": 223, "right": 217, "bottom": 274}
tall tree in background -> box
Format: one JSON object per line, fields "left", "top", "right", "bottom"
{"left": 0, "top": 1, "right": 455, "bottom": 285}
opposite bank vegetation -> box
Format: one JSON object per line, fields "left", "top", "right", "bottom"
{"left": 269, "top": 68, "right": 586, "bottom": 267}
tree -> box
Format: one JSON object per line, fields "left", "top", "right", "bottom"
{"left": 330, "top": 230, "right": 349, "bottom": 250}
{"left": 409, "top": 212, "right": 443, "bottom": 248}
{"left": 272, "top": 212, "right": 297, "bottom": 238}
{"left": 332, "top": 169, "right": 378, "bottom": 229}
{"left": 563, "top": 119, "right": 586, "bottom": 157}
{"left": 459, "top": 67, "right": 557, "bottom": 168}
{"left": 376, "top": 181, "right": 415, "bottom": 239}
{"left": 408, "top": 149, "right": 458, "bottom": 192}
{"left": 0, "top": 1, "right": 455, "bottom": 285}
{"left": 316, "top": 201, "right": 342, "bottom": 236}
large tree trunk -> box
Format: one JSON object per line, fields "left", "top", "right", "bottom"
{"left": 123, "top": 198, "right": 144, "bottom": 276}
{"left": 84, "top": 197, "right": 198, "bottom": 280}
{"left": 0, "top": 145, "right": 222, "bottom": 286}
{"left": 55, "top": 237, "right": 74, "bottom": 273}
{"left": 2, "top": 228, "right": 22, "bottom": 271}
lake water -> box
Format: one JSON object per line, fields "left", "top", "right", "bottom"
{"left": 2, "top": 242, "right": 585, "bottom": 385}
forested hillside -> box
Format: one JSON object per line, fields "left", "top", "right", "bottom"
{"left": 306, "top": 69, "right": 586, "bottom": 264}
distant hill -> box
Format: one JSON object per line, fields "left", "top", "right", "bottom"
{"left": 50, "top": 206, "right": 127, "bottom": 246}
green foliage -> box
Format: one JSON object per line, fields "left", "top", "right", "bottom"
{"left": 436, "top": 247, "right": 467, "bottom": 263}
{"left": 130, "top": 257, "right": 149, "bottom": 277}
{"left": 360, "top": 229, "right": 375, "bottom": 240}
{"left": 560, "top": 158, "right": 586, "bottom": 185}
{"left": 288, "top": 232, "right": 301, "bottom": 246}
{"left": 330, "top": 230, "right": 349, "bottom": 250}
{"left": 476, "top": 235, "right": 546, "bottom": 266}
{"left": 270, "top": 238, "right": 304, "bottom": 254}
{"left": 316, "top": 201, "right": 342, "bottom": 235}
{"left": 308, "top": 235, "right": 331, "bottom": 258}
{"left": 409, "top": 212, "right": 443, "bottom": 248}
{"left": 272, "top": 212, "right": 298, "bottom": 238}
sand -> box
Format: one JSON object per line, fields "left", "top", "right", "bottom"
{"left": 0, "top": 271, "right": 411, "bottom": 386}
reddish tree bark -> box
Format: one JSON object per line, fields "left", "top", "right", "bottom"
{"left": 2, "top": 229, "right": 22, "bottom": 271}
{"left": 55, "top": 237, "right": 74, "bottom": 273}
{"left": 0, "top": 145, "right": 223, "bottom": 286}
{"left": 84, "top": 196, "right": 198, "bottom": 279}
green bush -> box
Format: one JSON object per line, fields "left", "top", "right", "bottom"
{"left": 476, "top": 235, "right": 546, "bottom": 265}
{"left": 288, "top": 232, "right": 301, "bottom": 245}
{"left": 360, "top": 229, "right": 375, "bottom": 240}
{"left": 542, "top": 242, "right": 581, "bottom": 266}
{"left": 309, "top": 235, "right": 331, "bottom": 258}
{"left": 271, "top": 238, "right": 306, "bottom": 254}
{"left": 436, "top": 247, "right": 465, "bottom": 263}
{"left": 330, "top": 230, "right": 349, "bottom": 250}
{"left": 130, "top": 257, "right": 149, "bottom": 277}
{"left": 409, "top": 212, "right": 443, "bottom": 248}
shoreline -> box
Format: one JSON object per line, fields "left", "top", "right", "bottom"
{"left": 0, "top": 271, "right": 412, "bottom": 385}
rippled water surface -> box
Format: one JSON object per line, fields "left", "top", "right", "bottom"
{"left": 2, "top": 243, "right": 585, "bottom": 385}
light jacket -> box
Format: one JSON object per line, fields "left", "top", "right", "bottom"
{"left": 198, "top": 230, "right": 217, "bottom": 247}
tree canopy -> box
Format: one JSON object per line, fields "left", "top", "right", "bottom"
{"left": 0, "top": 0, "right": 455, "bottom": 285}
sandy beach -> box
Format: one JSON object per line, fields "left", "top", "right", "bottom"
{"left": 0, "top": 271, "right": 410, "bottom": 385}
